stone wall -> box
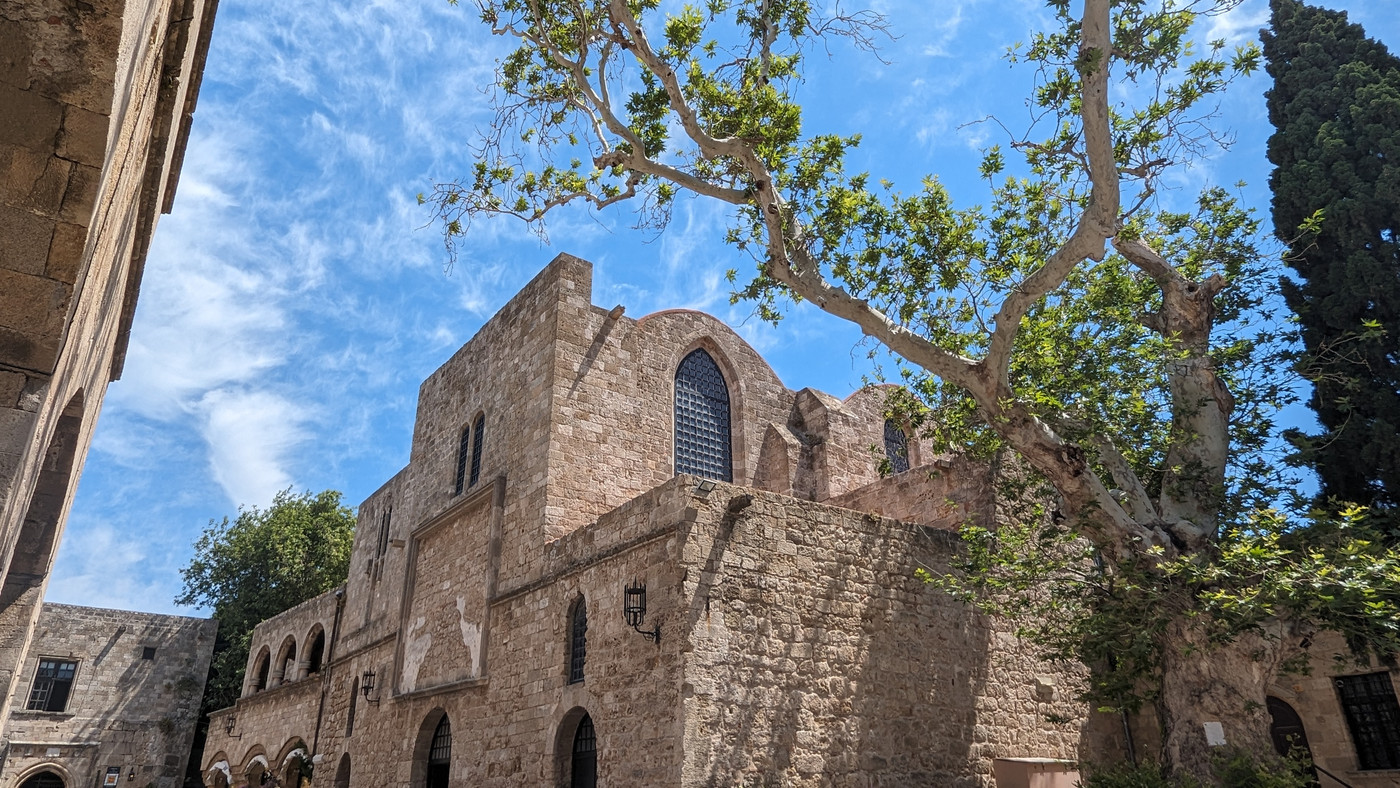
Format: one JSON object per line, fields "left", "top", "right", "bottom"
{"left": 1268, "top": 631, "right": 1400, "bottom": 788}
{"left": 339, "top": 468, "right": 409, "bottom": 655}
{"left": 204, "top": 473, "right": 1104, "bottom": 788}
{"left": 677, "top": 481, "right": 1101, "bottom": 788}
{"left": 1, "top": 603, "right": 215, "bottom": 788}
{"left": 827, "top": 454, "right": 994, "bottom": 531}
{"left": 0, "top": 0, "right": 217, "bottom": 732}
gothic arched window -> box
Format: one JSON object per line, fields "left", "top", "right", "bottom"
{"left": 883, "top": 419, "right": 910, "bottom": 474}
{"left": 568, "top": 597, "right": 587, "bottom": 684}
{"left": 674, "top": 349, "right": 732, "bottom": 482}
{"left": 426, "top": 715, "right": 451, "bottom": 788}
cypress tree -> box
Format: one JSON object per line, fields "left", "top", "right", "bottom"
{"left": 1264, "top": 0, "right": 1400, "bottom": 513}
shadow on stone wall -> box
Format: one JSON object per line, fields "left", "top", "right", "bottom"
{"left": 682, "top": 488, "right": 1102, "bottom": 787}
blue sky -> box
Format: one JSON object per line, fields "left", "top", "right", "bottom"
{"left": 47, "top": 0, "right": 1400, "bottom": 614}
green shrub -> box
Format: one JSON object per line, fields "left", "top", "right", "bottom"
{"left": 1078, "top": 751, "right": 1312, "bottom": 788}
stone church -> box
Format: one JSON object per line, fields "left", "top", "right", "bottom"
{"left": 199, "top": 254, "right": 1105, "bottom": 788}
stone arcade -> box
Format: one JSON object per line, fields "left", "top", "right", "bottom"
{"left": 199, "top": 255, "right": 1107, "bottom": 788}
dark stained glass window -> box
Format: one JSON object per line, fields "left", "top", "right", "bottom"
{"left": 1336, "top": 672, "right": 1400, "bottom": 769}
{"left": 571, "top": 713, "right": 597, "bottom": 788}
{"left": 568, "top": 598, "right": 587, "bottom": 684}
{"left": 674, "top": 349, "right": 732, "bottom": 482}
{"left": 26, "top": 659, "right": 76, "bottom": 712}
{"left": 883, "top": 420, "right": 910, "bottom": 474}
{"left": 454, "top": 425, "right": 470, "bottom": 495}
{"left": 469, "top": 414, "right": 485, "bottom": 487}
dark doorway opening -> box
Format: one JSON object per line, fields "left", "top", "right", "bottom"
{"left": 571, "top": 713, "right": 596, "bottom": 788}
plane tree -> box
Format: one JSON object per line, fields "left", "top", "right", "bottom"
{"left": 424, "top": 0, "right": 1400, "bottom": 779}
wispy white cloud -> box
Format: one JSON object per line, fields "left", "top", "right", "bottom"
{"left": 199, "top": 389, "right": 311, "bottom": 507}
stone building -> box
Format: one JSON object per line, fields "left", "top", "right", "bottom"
{"left": 0, "top": 0, "right": 220, "bottom": 745}
{"left": 199, "top": 254, "right": 1110, "bottom": 788}
{"left": 0, "top": 603, "right": 216, "bottom": 788}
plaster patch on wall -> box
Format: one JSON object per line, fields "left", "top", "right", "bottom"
{"left": 401, "top": 616, "right": 431, "bottom": 692}
{"left": 456, "top": 596, "right": 482, "bottom": 677}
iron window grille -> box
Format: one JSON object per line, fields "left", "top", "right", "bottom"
{"left": 425, "top": 715, "right": 451, "bottom": 788}
{"left": 454, "top": 425, "right": 471, "bottom": 495}
{"left": 568, "top": 598, "right": 587, "bottom": 684}
{"left": 572, "top": 713, "right": 597, "bottom": 788}
{"left": 469, "top": 414, "right": 485, "bottom": 487}
{"left": 674, "top": 349, "right": 732, "bottom": 482}
{"left": 883, "top": 420, "right": 910, "bottom": 474}
{"left": 1336, "top": 672, "right": 1400, "bottom": 769}
{"left": 26, "top": 659, "right": 77, "bottom": 712}
{"left": 429, "top": 716, "right": 452, "bottom": 764}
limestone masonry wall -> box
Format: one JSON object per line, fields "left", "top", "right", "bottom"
{"left": 678, "top": 483, "right": 1100, "bottom": 788}
{"left": 2, "top": 603, "right": 215, "bottom": 788}
{"left": 0, "top": 0, "right": 217, "bottom": 733}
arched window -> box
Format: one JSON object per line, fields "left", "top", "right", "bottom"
{"left": 454, "top": 425, "right": 471, "bottom": 495}
{"left": 427, "top": 715, "right": 452, "bottom": 788}
{"left": 883, "top": 419, "right": 910, "bottom": 474}
{"left": 571, "top": 714, "right": 597, "bottom": 788}
{"left": 19, "top": 772, "right": 64, "bottom": 788}
{"left": 253, "top": 650, "right": 270, "bottom": 693}
{"left": 307, "top": 629, "right": 326, "bottom": 675}
{"left": 278, "top": 640, "right": 297, "bottom": 682}
{"left": 568, "top": 597, "right": 587, "bottom": 684}
{"left": 674, "top": 349, "right": 732, "bottom": 482}
{"left": 469, "top": 413, "right": 485, "bottom": 487}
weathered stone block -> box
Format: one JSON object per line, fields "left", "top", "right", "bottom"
{"left": 58, "top": 162, "right": 100, "bottom": 226}
{"left": 0, "top": 19, "right": 32, "bottom": 89}
{"left": 0, "top": 373, "right": 24, "bottom": 408}
{"left": 0, "top": 269, "right": 69, "bottom": 333}
{"left": 0, "top": 83, "right": 62, "bottom": 151}
{"left": 0, "top": 145, "right": 70, "bottom": 215}
{"left": 57, "top": 105, "right": 108, "bottom": 167}
{"left": 0, "top": 204, "right": 55, "bottom": 276}
{"left": 45, "top": 222, "right": 87, "bottom": 284}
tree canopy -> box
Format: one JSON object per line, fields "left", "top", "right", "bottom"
{"left": 177, "top": 488, "right": 356, "bottom": 713}
{"left": 1265, "top": 0, "right": 1400, "bottom": 518}
{"left": 426, "top": 0, "right": 1400, "bottom": 779}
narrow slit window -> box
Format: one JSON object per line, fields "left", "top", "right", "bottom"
{"left": 883, "top": 420, "right": 910, "bottom": 474}
{"left": 454, "top": 425, "right": 471, "bottom": 495}
{"left": 674, "top": 349, "right": 732, "bottom": 482}
{"left": 469, "top": 413, "right": 485, "bottom": 487}
{"left": 568, "top": 597, "right": 587, "bottom": 684}
{"left": 375, "top": 504, "right": 392, "bottom": 559}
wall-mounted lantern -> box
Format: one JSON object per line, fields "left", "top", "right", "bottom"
{"left": 361, "top": 668, "right": 380, "bottom": 704}
{"left": 127, "top": 769, "right": 135, "bottom": 782}
{"left": 623, "top": 580, "right": 660, "bottom": 644}
{"left": 223, "top": 714, "right": 242, "bottom": 739}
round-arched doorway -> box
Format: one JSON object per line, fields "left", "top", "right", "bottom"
{"left": 571, "top": 713, "right": 596, "bottom": 788}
